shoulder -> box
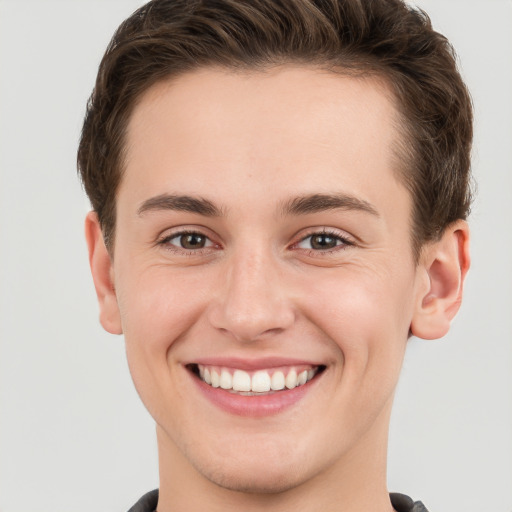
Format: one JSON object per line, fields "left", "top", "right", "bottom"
{"left": 126, "top": 489, "right": 159, "bottom": 512}
{"left": 390, "top": 492, "right": 429, "bottom": 512}
{"left": 125, "top": 489, "right": 429, "bottom": 512}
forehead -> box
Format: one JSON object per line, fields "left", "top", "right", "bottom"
{"left": 121, "top": 66, "right": 408, "bottom": 220}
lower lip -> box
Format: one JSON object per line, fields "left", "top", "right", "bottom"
{"left": 189, "top": 370, "right": 321, "bottom": 417}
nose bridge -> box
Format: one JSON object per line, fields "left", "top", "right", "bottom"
{"left": 210, "top": 243, "right": 294, "bottom": 341}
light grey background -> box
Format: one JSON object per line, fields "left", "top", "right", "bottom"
{"left": 0, "top": 1, "right": 510, "bottom": 511}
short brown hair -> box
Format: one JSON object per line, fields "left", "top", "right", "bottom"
{"left": 77, "top": 0, "right": 473, "bottom": 256}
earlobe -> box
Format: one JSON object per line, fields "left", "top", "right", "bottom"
{"left": 410, "top": 220, "right": 470, "bottom": 340}
{"left": 85, "top": 211, "right": 123, "bottom": 335}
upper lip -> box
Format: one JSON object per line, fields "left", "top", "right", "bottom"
{"left": 184, "top": 356, "right": 324, "bottom": 371}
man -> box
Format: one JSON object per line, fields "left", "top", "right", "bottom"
{"left": 78, "top": 1, "right": 472, "bottom": 510}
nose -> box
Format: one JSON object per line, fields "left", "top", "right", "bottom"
{"left": 207, "top": 248, "right": 295, "bottom": 342}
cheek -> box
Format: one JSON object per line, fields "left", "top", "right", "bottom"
{"left": 118, "top": 267, "right": 208, "bottom": 343}
{"left": 115, "top": 267, "right": 214, "bottom": 422}
{"left": 115, "top": 268, "right": 208, "bottom": 379}
{"left": 302, "top": 265, "right": 415, "bottom": 379}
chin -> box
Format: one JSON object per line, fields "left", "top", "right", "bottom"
{"left": 188, "top": 430, "right": 322, "bottom": 494}
{"left": 201, "top": 463, "right": 309, "bottom": 495}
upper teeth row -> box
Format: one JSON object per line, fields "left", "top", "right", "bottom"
{"left": 198, "top": 366, "right": 317, "bottom": 393}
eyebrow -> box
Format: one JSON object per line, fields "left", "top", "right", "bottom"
{"left": 280, "top": 193, "right": 379, "bottom": 217}
{"left": 137, "top": 194, "right": 223, "bottom": 217}
{"left": 136, "top": 192, "right": 379, "bottom": 219}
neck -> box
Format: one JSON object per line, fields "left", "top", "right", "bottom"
{"left": 156, "top": 405, "right": 395, "bottom": 512}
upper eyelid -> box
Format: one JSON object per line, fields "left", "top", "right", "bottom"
{"left": 166, "top": 231, "right": 212, "bottom": 242}
{"left": 156, "top": 230, "right": 218, "bottom": 255}
{"left": 293, "top": 227, "right": 355, "bottom": 244}
{"left": 288, "top": 229, "right": 357, "bottom": 257}
{"left": 156, "top": 225, "right": 218, "bottom": 242}
{"left": 155, "top": 226, "right": 355, "bottom": 248}
{"left": 299, "top": 233, "right": 349, "bottom": 244}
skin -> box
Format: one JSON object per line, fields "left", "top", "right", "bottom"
{"left": 86, "top": 66, "right": 470, "bottom": 512}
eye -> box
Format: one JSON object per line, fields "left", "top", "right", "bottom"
{"left": 295, "top": 231, "right": 353, "bottom": 251}
{"left": 160, "top": 231, "right": 215, "bottom": 250}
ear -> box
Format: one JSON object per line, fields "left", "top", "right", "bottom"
{"left": 85, "top": 211, "right": 123, "bottom": 335}
{"left": 411, "top": 220, "right": 470, "bottom": 340}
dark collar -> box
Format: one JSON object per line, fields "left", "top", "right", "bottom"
{"left": 128, "top": 489, "right": 429, "bottom": 512}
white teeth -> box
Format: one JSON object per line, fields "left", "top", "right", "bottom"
{"left": 298, "top": 370, "right": 308, "bottom": 385}
{"left": 252, "top": 371, "right": 271, "bottom": 392}
{"left": 220, "top": 369, "right": 232, "bottom": 389}
{"left": 211, "top": 370, "right": 220, "bottom": 388}
{"left": 197, "top": 365, "right": 320, "bottom": 392}
{"left": 232, "top": 370, "right": 251, "bottom": 392}
{"left": 285, "top": 369, "right": 298, "bottom": 389}
{"left": 270, "top": 371, "right": 285, "bottom": 391}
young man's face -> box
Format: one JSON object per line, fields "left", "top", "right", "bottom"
{"left": 93, "top": 67, "right": 434, "bottom": 492}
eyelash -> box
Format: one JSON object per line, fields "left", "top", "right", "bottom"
{"left": 292, "top": 229, "right": 354, "bottom": 256}
{"left": 157, "top": 228, "right": 354, "bottom": 257}
{"left": 157, "top": 230, "right": 217, "bottom": 255}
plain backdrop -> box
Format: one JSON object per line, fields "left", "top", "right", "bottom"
{"left": 0, "top": 1, "right": 511, "bottom": 511}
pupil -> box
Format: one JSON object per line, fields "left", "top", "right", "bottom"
{"left": 181, "top": 234, "right": 205, "bottom": 249}
{"left": 311, "top": 234, "right": 337, "bottom": 250}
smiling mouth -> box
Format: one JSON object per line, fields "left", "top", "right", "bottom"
{"left": 187, "top": 364, "right": 326, "bottom": 395}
